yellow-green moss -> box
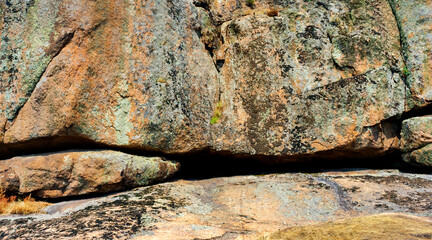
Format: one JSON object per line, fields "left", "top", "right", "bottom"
{"left": 210, "top": 101, "right": 223, "bottom": 125}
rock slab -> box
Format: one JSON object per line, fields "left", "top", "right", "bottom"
{"left": 0, "top": 150, "right": 179, "bottom": 198}
{"left": 0, "top": 170, "right": 431, "bottom": 239}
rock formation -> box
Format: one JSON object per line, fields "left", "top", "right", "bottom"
{"left": 0, "top": 150, "right": 179, "bottom": 198}
{"left": 0, "top": 170, "right": 431, "bottom": 239}
{"left": 0, "top": 0, "right": 430, "bottom": 161}
{"left": 401, "top": 116, "right": 432, "bottom": 166}
{"left": 1, "top": 1, "right": 432, "bottom": 238}
{"left": 0, "top": 0, "right": 432, "bottom": 199}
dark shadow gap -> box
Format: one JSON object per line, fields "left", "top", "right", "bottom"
{"left": 2, "top": 132, "right": 432, "bottom": 203}
{"left": 401, "top": 102, "right": 432, "bottom": 120}
{"left": 173, "top": 151, "right": 432, "bottom": 181}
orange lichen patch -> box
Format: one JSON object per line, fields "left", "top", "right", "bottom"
{"left": 0, "top": 187, "right": 50, "bottom": 215}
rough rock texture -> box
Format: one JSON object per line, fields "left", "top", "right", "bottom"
{"left": 389, "top": 0, "right": 432, "bottom": 109}
{"left": 0, "top": 150, "right": 179, "bottom": 198}
{"left": 403, "top": 144, "right": 432, "bottom": 167}
{"left": 401, "top": 116, "right": 432, "bottom": 152}
{"left": 0, "top": 0, "right": 412, "bottom": 160}
{"left": 213, "top": 0, "right": 405, "bottom": 157}
{"left": 400, "top": 116, "right": 432, "bottom": 166}
{"left": 0, "top": 170, "right": 431, "bottom": 239}
{"left": 0, "top": 0, "right": 218, "bottom": 155}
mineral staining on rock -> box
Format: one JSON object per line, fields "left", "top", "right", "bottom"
{"left": 0, "top": 150, "right": 179, "bottom": 198}
{"left": 0, "top": 0, "right": 411, "bottom": 161}
{"left": 212, "top": 0, "right": 405, "bottom": 157}
{"left": 1, "top": 0, "right": 432, "bottom": 163}
{"left": 401, "top": 116, "right": 432, "bottom": 152}
{"left": 403, "top": 144, "right": 432, "bottom": 167}
{"left": 0, "top": 170, "right": 431, "bottom": 239}
{"left": 389, "top": 0, "right": 432, "bottom": 109}
{"left": 0, "top": 0, "right": 62, "bottom": 141}
{"left": 1, "top": 0, "right": 218, "bottom": 154}
{"left": 401, "top": 116, "right": 432, "bottom": 166}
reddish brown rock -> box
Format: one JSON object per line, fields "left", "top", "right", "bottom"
{"left": 0, "top": 0, "right": 428, "bottom": 161}
{"left": 0, "top": 0, "right": 218, "bottom": 154}
{"left": 211, "top": 0, "right": 404, "bottom": 157}
{"left": 0, "top": 150, "right": 179, "bottom": 198}
{"left": 0, "top": 170, "right": 431, "bottom": 239}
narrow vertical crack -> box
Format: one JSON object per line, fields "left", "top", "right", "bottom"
{"left": 387, "top": 0, "right": 408, "bottom": 86}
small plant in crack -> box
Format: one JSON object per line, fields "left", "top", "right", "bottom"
{"left": 402, "top": 66, "right": 411, "bottom": 78}
{"left": 210, "top": 101, "right": 223, "bottom": 125}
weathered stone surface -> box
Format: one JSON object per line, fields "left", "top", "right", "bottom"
{"left": 0, "top": 150, "right": 179, "bottom": 198}
{"left": 0, "top": 170, "right": 431, "bottom": 239}
{"left": 401, "top": 116, "right": 432, "bottom": 152}
{"left": 389, "top": 0, "right": 432, "bottom": 109}
{"left": 400, "top": 116, "right": 432, "bottom": 166}
{"left": 0, "top": 0, "right": 218, "bottom": 155}
{"left": 403, "top": 143, "right": 432, "bottom": 167}
{"left": 212, "top": 0, "right": 405, "bottom": 157}
{"left": 0, "top": 0, "right": 420, "bottom": 160}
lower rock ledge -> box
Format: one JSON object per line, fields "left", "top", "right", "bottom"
{"left": 0, "top": 150, "right": 180, "bottom": 198}
{"left": 0, "top": 170, "right": 431, "bottom": 239}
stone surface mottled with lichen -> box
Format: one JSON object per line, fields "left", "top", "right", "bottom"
{"left": 0, "top": 0, "right": 218, "bottom": 156}
{"left": 400, "top": 115, "right": 432, "bottom": 166}
{"left": 389, "top": 0, "right": 432, "bottom": 109}
{"left": 0, "top": 0, "right": 425, "bottom": 161}
{"left": 403, "top": 143, "right": 432, "bottom": 167}
{"left": 401, "top": 116, "right": 432, "bottom": 152}
{"left": 0, "top": 150, "right": 179, "bottom": 198}
{"left": 211, "top": 0, "right": 404, "bottom": 158}
{"left": 0, "top": 170, "right": 431, "bottom": 239}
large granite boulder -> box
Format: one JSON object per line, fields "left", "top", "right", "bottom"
{"left": 212, "top": 0, "right": 405, "bottom": 157}
{"left": 0, "top": 150, "right": 179, "bottom": 198}
{"left": 0, "top": 0, "right": 410, "bottom": 161}
{"left": 0, "top": 0, "right": 219, "bottom": 156}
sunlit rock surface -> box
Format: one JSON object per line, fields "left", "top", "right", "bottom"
{"left": 0, "top": 0, "right": 417, "bottom": 160}
{"left": 0, "top": 170, "right": 431, "bottom": 239}
{"left": 0, "top": 150, "right": 179, "bottom": 198}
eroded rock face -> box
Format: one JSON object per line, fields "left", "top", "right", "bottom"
{"left": 389, "top": 0, "right": 432, "bottom": 109}
{"left": 403, "top": 144, "right": 432, "bottom": 167}
{"left": 401, "top": 116, "right": 432, "bottom": 166}
{"left": 401, "top": 116, "right": 432, "bottom": 152}
{"left": 0, "top": 150, "right": 179, "bottom": 198}
{"left": 212, "top": 0, "right": 404, "bottom": 157}
{"left": 0, "top": 0, "right": 429, "bottom": 161}
{"left": 0, "top": 0, "right": 218, "bottom": 155}
{"left": 0, "top": 170, "right": 431, "bottom": 239}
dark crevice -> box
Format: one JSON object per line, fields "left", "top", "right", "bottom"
{"left": 401, "top": 102, "right": 432, "bottom": 120}
{"left": 216, "top": 59, "right": 225, "bottom": 70}
{"left": 192, "top": 1, "right": 210, "bottom": 11}
{"left": 388, "top": 0, "right": 408, "bottom": 63}
{"left": 1, "top": 135, "right": 430, "bottom": 175}
{"left": 45, "top": 31, "right": 75, "bottom": 58}
{"left": 1, "top": 131, "right": 431, "bottom": 203}
{"left": 192, "top": 1, "right": 225, "bottom": 73}
{"left": 388, "top": 0, "right": 411, "bottom": 91}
